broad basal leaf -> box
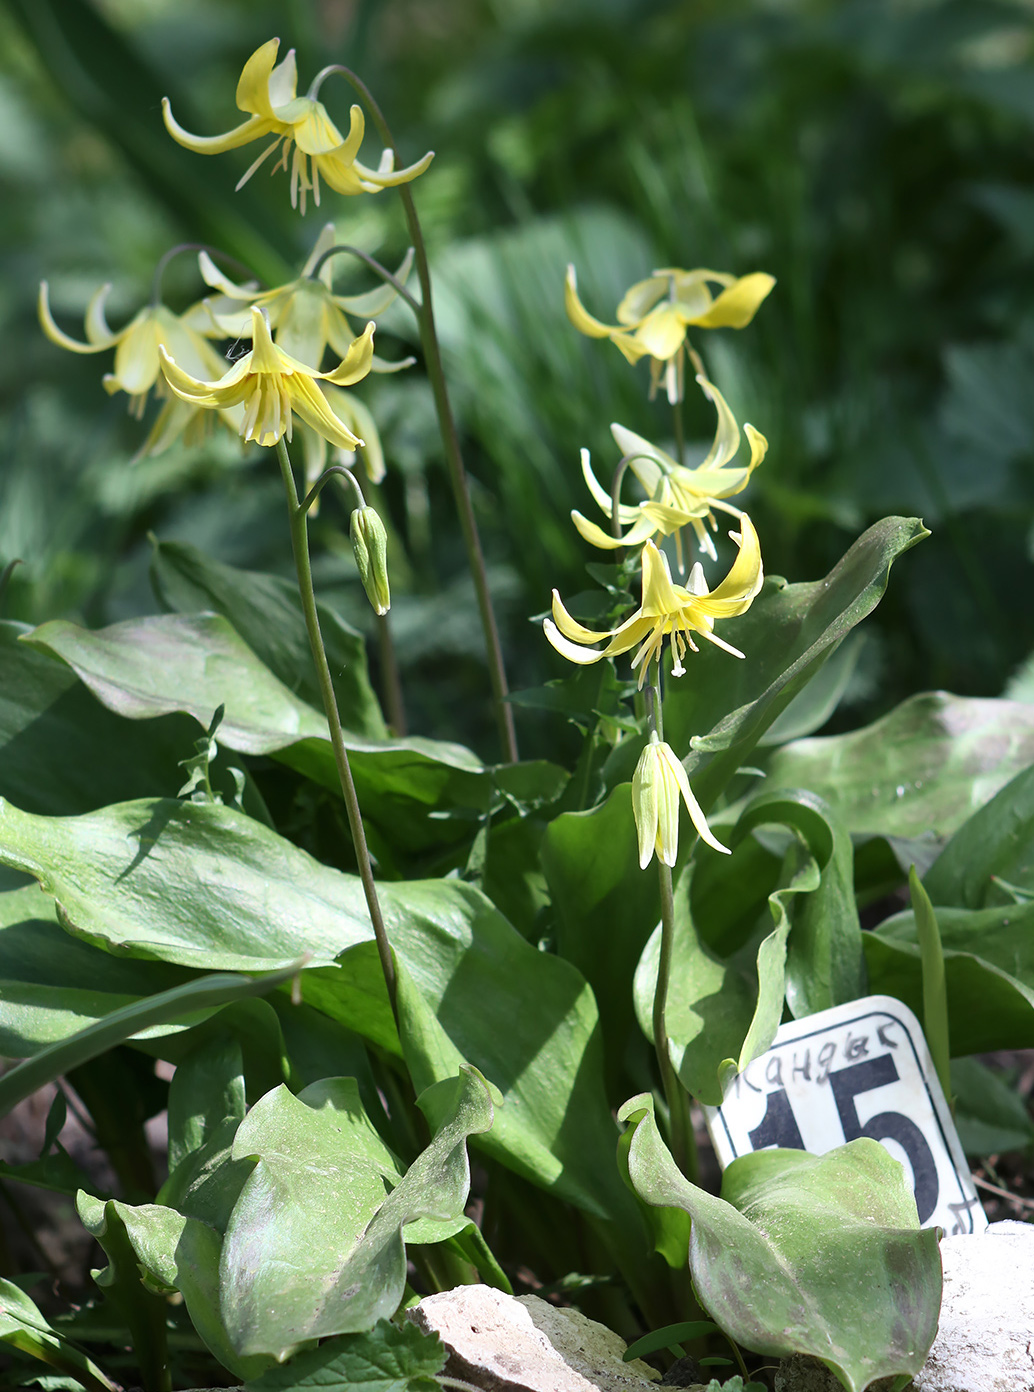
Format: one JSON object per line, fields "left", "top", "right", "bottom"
{"left": 619, "top": 1093, "right": 940, "bottom": 1392}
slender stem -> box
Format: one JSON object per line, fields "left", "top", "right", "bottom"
{"left": 645, "top": 671, "right": 696, "bottom": 1183}
{"left": 377, "top": 610, "right": 407, "bottom": 735}
{"left": 301, "top": 463, "right": 366, "bottom": 515}
{"left": 151, "top": 241, "right": 259, "bottom": 305}
{"left": 728, "top": 1340, "right": 752, "bottom": 1381}
{"left": 275, "top": 437, "right": 398, "bottom": 1023}
{"left": 609, "top": 454, "right": 633, "bottom": 541}
{"left": 308, "top": 243, "right": 421, "bottom": 313}
{"left": 672, "top": 394, "right": 686, "bottom": 468}
{"left": 326, "top": 65, "right": 518, "bottom": 764}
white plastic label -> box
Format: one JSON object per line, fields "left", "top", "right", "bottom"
{"left": 704, "top": 995, "right": 986, "bottom": 1235}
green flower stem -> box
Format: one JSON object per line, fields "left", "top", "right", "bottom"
{"left": 300, "top": 463, "right": 367, "bottom": 515}
{"left": 645, "top": 676, "right": 697, "bottom": 1182}
{"left": 275, "top": 437, "right": 398, "bottom": 1023}
{"left": 377, "top": 609, "right": 407, "bottom": 736}
{"left": 150, "top": 241, "right": 259, "bottom": 305}
{"left": 328, "top": 65, "right": 518, "bottom": 765}
{"left": 610, "top": 454, "right": 633, "bottom": 541}
{"left": 307, "top": 242, "right": 421, "bottom": 313}
{"left": 671, "top": 395, "right": 685, "bottom": 468}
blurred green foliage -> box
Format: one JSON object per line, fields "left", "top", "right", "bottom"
{"left": 2, "top": 0, "right": 1033, "bottom": 757}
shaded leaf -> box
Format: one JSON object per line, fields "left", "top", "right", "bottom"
{"left": 0, "top": 1276, "right": 115, "bottom": 1392}
{"left": 924, "top": 762, "right": 1034, "bottom": 909}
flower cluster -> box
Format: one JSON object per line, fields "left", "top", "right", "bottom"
{"left": 39, "top": 40, "right": 438, "bottom": 617}
{"left": 552, "top": 257, "right": 776, "bottom": 866}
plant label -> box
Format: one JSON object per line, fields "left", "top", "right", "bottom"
{"left": 704, "top": 994, "right": 986, "bottom": 1234}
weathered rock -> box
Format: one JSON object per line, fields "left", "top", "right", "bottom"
{"left": 914, "top": 1220, "right": 1034, "bottom": 1392}
{"left": 406, "top": 1284, "right": 661, "bottom": 1392}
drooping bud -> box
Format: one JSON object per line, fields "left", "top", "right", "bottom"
{"left": 350, "top": 505, "right": 390, "bottom": 615}
{"left": 632, "top": 737, "right": 728, "bottom": 870}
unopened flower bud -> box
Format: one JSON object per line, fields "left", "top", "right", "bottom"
{"left": 350, "top": 506, "right": 390, "bottom": 615}
{"left": 632, "top": 737, "right": 729, "bottom": 870}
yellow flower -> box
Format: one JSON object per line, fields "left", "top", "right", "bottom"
{"left": 565, "top": 264, "right": 775, "bottom": 402}
{"left": 37, "top": 280, "right": 241, "bottom": 455}
{"left": 162, "top": 39, "right": 433, "bottom": 213}
{"left": 159, "top": 305, "right": 375, "bottom": 450}
{"left": 199, "top": 224, "right": 415, "bottom": 375}
{"left": 633, "top": 738, "right": 729, "bottom": 867}
{"left": 572, "top": 374, "right": 767, "bottom": 568}
{"left": 544, "top": 519, "right": 763, "bottom": 686}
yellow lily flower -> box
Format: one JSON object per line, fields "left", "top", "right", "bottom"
{"left": 38, "top": 280, "right": 242, "bottom": 456}
{"left": 633, "top": 737, "right": 729, "bottom": 867}
{"left": 565, "top": 263, "right": 775, "bottom": 402}
{"left": 159, "top": 305, "right": 375, "bottom": 450}
{"left": 572, "top": 374, "right": 767, "bottom": 568}
{"left": 199, "top": 224, "right": 415, "bottom": 374}
{"left": 543, "top": 519, "right": 763, "bottom": 687}
{"left": 162, "top": 39, "right": 434, "bottom": 213}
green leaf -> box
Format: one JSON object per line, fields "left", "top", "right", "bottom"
{"left": 243, "top": 1319, "right": 446, "bottom": 1392}
{"left": 20, "top": 613, "right": 541, "bottom": 853}
{"left": 865, "top": 901, "right": 1034, "bottom": 1053}
{"left": 619, "top": 1093, "right": 941, "bottom": 1392}
{"left": 541, "top": 784, "right": 660, "bottom": 1094}
{"left": 924, "top": 761, "right": 1034, "bottom": 909}
{"left": 909, "top": 868, "right": 951, "bottom": 1102}
{"left": 0, "top": 796, "right": 368, "bottom": 971}
{"left": 633, "top": 864, "right": 757, "bottom": 1105}
{"left": 623, "top": 1320, "right": 720, "bottom": 1362}
{"left": 950, "top": 1056, "right": 1034, "bottom": 1156}
{"left": 0, "top": 796, "right": 634, "bottom": 1230}
{"left": 77, "top": 1194, "right": 268, "bottom": 1383}
{"left": 664, "top": 518, "right": 929, "bottom": 808}
{"left": 0, "top": 1277, "right": 116, "bottom": 1392}
{"left": 0, "top": 867, "right": 196, "bottom": 1058}
{"left": 756, "top": 633, "right": 865, "bottom": 747}
{"left": 149, "top": 537, "right": 387, "bottom": 740}
{"left": 0, "top": 620, "right": 195, "bottom": 816}
{"left": 756, "top": 692, "right": 1034, "bottom": 840}
{"left": 0, "top": 961, "right": 301, "bottom": 1119}
{"left": 220, "top": 1069, "right": 493, "bottom": 1358}
{"left": 166, "top": 1037, "right": 247, "bottom": 1174}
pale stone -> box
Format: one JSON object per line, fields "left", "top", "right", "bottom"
{"left": 913, "top": 1220, "right": 1034, "bottom": 1392}
{"left": 406, "top": 1284, "right": 661, "bottom": 1392}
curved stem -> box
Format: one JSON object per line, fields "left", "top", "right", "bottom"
{"left": 308, "top": 243, "right": 421, "bottom": 313}
{"left": 609, "top": 455, "right": 633, "bottom": 541}
{"left": 275, "top": 437, "right": 398, "bottom": 1025}
{"left": 645, "top": 671, "right": 697, "bottom": 1183}
{"left": 151, "top": 241, "right": 259, "bottom": 305}
{"left": 325, "top": 65, "right": 518, "bottom": 764}
{"left": 301, "top": 463, "right": 366, "bottom": 515}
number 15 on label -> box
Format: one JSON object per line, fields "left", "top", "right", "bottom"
{"left": 703, "top": 995, "right": 986, "bottom": 1235}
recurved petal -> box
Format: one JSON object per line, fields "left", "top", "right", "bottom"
{"left": 609, "top": 423, "right": 668, "bottom": 493}
{"left": 571, "top": 511, "right": 625, "bottom": 550}
{"left": 564, "top": 265, "right": 617, "bottom": 340}
{"left": 162, "top": 98, "right": 274, "bottom": 154}
{"left": 696, "top": 374, "right": 741, "bottom": 471}
{"left": 543, "top": 618, "right": 605, "bottom": 666}
{"left": 690, "top": 271, "right": 775, "bottom": 329}
{"left": 287, "top": 374, "right": 365, "bottom": 451}
{"left": 745, "top": 423, "right": 768, "bottom": 473}
{"left": 705, "top": 514, "right": 764, "bottom": 612}
{"left": 159, "top": 345, "right": 232, "bottom": 407}
{"left": 335, "top": 247, "right": 416, "bottom": 316}
{"left": 301, "top": 223, "right": 339, "bottom": 281}
{"left": 237, "top": 39, "right": 285, "bottom": 119}
{"left": 350, "top": 148, "right": 434, "bottom": 187}
{"left": 322, "top": 320, "right": 375, "bottom": 386}
{"left": 661, "top": 743, "right": 729, "bottom": 854}
{"left": 38, "top": 281, "right": 118, "bottom": 353}
{"left": 197, "top": 251, "right": 260, "bottom": 300}
{"left": 549, "top": 590, "right": 612, "bottom": 645}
